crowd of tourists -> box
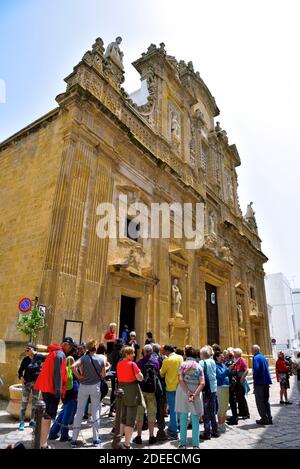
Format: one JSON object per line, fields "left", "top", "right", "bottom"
{"left": 16, "top": 323, "right": 300, "bottom": 449}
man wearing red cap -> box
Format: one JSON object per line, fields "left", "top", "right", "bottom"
{"left": 34, "top": 338, "right": 74, "bottom": 449}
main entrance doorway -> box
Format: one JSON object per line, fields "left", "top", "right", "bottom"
{"left": 119, "top": 296, "right": 136, "bottom": 338}
{"left": 206, "top": 283, "right": 220, "bottom": 345}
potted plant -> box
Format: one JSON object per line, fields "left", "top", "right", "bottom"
{"left": 6, "top": 308, "right": 48, "bottom": 419}
{"left": 16, "top": 307, "right": 47, "bottom": 343}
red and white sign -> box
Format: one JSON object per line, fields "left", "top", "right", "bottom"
{"left": 18, "top": 297, "right": 32, "bottom": 313}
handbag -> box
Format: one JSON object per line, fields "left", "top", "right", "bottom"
{"left": 88, "top": 354, "right": 108, "bottom": 400}
{"left": 243, "top": 378, "right": 250, "bottom": 394}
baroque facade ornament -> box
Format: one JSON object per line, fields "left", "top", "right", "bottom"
{"left": 219, "top": 245, "right": 234, "bottom": 265}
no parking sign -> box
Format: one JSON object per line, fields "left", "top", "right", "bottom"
{"left": 18, "top": 297, "right": 32, "bottom": 313}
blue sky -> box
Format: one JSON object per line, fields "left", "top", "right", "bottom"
{"left": 1, "top": 0, "right": 300, "bottom": 286}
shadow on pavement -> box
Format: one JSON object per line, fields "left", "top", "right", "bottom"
{"left": 254, "top": 378, "right": 300, "bottom": 449}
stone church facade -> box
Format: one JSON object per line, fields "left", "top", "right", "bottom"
{"left": 0, "top": 37, "right": 271, "bottom": 394}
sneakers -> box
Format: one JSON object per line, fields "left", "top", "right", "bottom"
{"left": 279, "top": 400, "right": 285, "bottom": 405}
{"left": 70, "top": 440, "right": 78, "bottom": 448}
{"left": 93, "top": 439, "right": 102, "bottom": 446}
{"left": 200, "top": 431, "right": 211, "bottom": 440}
{"left": 18, "top": 422, "right": 25, "bottom": 431}
{"left": 29, "top": 419, "right": 36, "bottom": 428}
{"left": 285, "top": 401, "right": 293, "bottom": 405}
{"left": 178, "top": 444, "right": 187, "bottom": 449}
{"left": 132, "top": 435, "right": 142, "bottom": 445}
{"left": 148, "top": 436, "right": 157, "bottom": 445}
{"left": 211, "top": 432, "right": 220, "bottom": 438}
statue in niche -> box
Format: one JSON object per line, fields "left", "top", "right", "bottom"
{"left": 227, "top": 175, "right": 234, "bottom": 205}
{"left": 171, "top": 278, "right": 183, "bottom": 319}
{"left": 105, "top": 36, "right": 124, "bottom": 69}
{"left": 237, "top": 303, "right": 244, "bottom": 326}
{"left": 190, "top": 125, "right": 196, "bottom": 165}
{"left": 209, "top": 211, "right": 216, "bottom": 235}
{"left": 171, "top": 111, "right": 181, "bottom": 141}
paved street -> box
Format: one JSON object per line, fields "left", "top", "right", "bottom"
{"left": 1, "top": 376, "right": 300, "bottom": 450}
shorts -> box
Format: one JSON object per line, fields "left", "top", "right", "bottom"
{"left": 137, "top": 392, "right": 157, "bottom": 422}
{"left": 42, "top": 392, "right": 60, "bottom": 419}
{"left": 217, "top": 386, "right": 229, "bottom": 418}
{"left": 279, "top": 374, "right": 289, "bottom": 390}
{"left": 120, "top": 402, "right": 138, "bottom": 428}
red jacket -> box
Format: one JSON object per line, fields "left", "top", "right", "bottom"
{"left": 275, "top": 357, "right": 289, "bottom": 382}
{"left": 34, "top": 344, "right": 67, "bottom": 397}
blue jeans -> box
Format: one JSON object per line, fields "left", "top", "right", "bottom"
{"left": 166, "top": 391, "right": 178, "bottom": 434}
{"left": 49, "top": 399, "right": 77, "bottom": 439}
{"left": 203, "top": 392, "right": 218, "bottom": 436}
{"left": 179, "top": 413, "right": 200, "bottom": 447}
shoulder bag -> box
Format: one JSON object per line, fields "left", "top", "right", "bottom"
{"left": 88, "top": 354, "right": 108, "bottom": 400}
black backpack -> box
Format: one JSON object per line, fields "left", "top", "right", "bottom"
{"left": 202, "top": 361, "right": 211, "bottom": 398}
{"left": 142, "top": 362, "right": 163, "bottom": 395}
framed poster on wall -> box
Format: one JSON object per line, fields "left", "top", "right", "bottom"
{"left": 63, "top": 320, "right": 83, "bottom": 344}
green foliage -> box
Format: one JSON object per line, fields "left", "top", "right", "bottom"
{"left": 17, "top": 307, "right": 47, "bottom": 342}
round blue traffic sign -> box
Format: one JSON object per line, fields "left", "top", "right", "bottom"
{"left": 18, "top": 297, "right": 32, "bottom": 313}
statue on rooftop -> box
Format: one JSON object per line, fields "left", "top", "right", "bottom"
{"left": 105, "top": 36, "right": 124, "bottom": 70}
{"left": 245, "top": 202, "right": 255, "bottom": 219}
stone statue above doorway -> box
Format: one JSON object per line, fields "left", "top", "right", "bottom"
{"left": 171, "top": 278, "right": 183, "bottom": 319}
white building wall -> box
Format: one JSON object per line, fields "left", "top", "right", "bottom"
{"left": 129, "top": 80, "right": 149, "bottom": 106}
{"left": 292, "top": 289, "right": 300, "bottom": 347}
{"left": 265, "top": 273, "right": 298, "bottom": 353}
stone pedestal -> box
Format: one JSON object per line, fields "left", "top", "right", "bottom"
{"left": 168, "top": 317, "right": 190, "bottom": 348}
